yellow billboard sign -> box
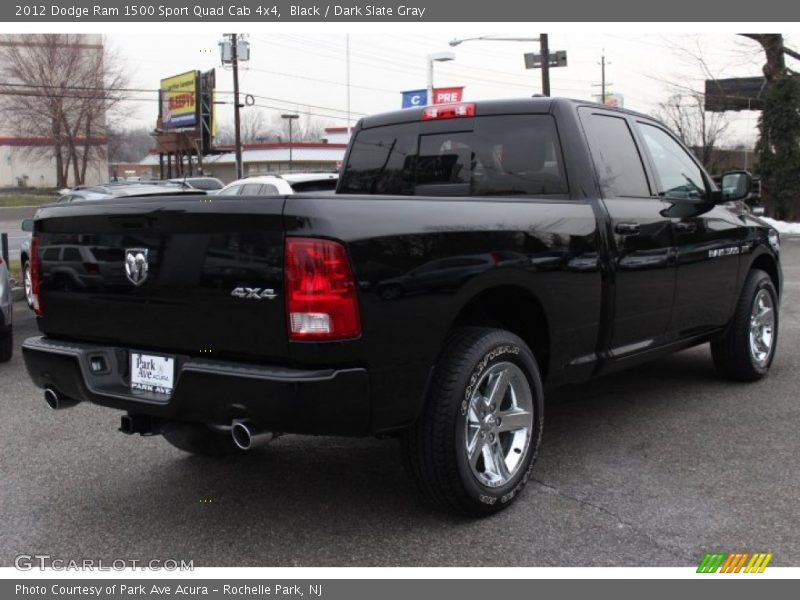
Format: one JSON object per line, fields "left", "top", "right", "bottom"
{"left": 160, "top": 71, "right": 198, "bottom": 129}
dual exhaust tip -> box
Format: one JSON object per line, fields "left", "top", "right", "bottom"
{"left": 231, "top": 419, "right": 274, "bottom": 451}
{"left": 44, "top": 387, "right": 79, "bottom": 410}
{"left": 44, "top": 388, "right": 271, "bottom": 452}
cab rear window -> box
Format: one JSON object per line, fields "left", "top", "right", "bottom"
{"left": 339, "top": 115, "right": 568, "bottom": 197}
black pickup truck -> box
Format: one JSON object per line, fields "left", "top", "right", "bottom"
{"left": 22, "top": 98, "right": 782, "bottom": 516}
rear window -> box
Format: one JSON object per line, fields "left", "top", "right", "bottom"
{"left": 189, "top": 178, "right": 223, "bottom": 191}
{"left": 290, "top": 179, "right": 338, "bottom": 193}
{"left": 339, "top": 115, "right": 568, "bottom": 197}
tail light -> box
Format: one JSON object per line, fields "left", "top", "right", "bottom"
{"left": 30, "top": 236, "right": 42, "bottom": 316}
{"left": 285, "top": 237, "right": 361, "bottom": 341}
{"left": 422, "top": 103, "right": 475, "bottom": 120}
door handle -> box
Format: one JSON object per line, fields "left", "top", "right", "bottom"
{"left": 674, "top": 221, "right": 697, "bottom": 234}
{"left": 615, "top": 222, "right": 640, "bottom": 235}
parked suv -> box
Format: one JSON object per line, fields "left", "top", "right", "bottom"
{"left": 217, "top": 172, "right": 338, "bottom": 196}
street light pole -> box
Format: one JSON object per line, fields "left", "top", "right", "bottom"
{"left": 426, "top": 51, "right": 456, "bottom": 106}
{"left": 281, "top": 114, "right": 299, "bottom": 172}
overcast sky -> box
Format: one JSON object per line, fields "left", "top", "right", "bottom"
{"left": 110, "top": 31, "right": 800, "bottom": 147}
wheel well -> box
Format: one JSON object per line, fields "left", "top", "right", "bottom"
{"left": 452, "top": 286, "right": 550, "bottom": 380}
{"left": 751, "top": 254, "right": 780, "bottom": 295}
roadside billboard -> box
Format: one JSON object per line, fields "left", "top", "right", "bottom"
{"left": 160, "top": 70, "right": 199, "bottom": 129}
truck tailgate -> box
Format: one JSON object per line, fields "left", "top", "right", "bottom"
{"left": 34, "top": 196, "right": 288, "bottom": 362}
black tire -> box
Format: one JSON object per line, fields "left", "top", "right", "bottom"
{"left": 22, "top": 260, "right": 34, "bottom": 310}
{"left": 162, "top": 422, "right": 241, "bottom": 457}
{"left": 0, "top": 330, "right": 12, "bottom": 363}
{"left": 711, "top": 269, "right": 779, "bottom": 382}
{"left": 401, "top": 327, "right": 544, "bottom": 517}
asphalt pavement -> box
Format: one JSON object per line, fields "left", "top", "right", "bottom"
{"left": 1, "top": 240, "right": 798, "bottom": 567}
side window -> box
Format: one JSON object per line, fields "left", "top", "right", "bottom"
{"left": 62, "top": 247, "right": 81, "bottom": 262}
{"left": 638, "top": 123, "right": 707, "bottom": 200}
{"left": 582, "top": 113, "right": 650, "bottom": 198}
{"left": 259, "top": 184, "right": 280, "bottom": 195}
{"left": 218, "top": 185, "right": 242, "bottom": 196}
{"left": 240, "top": 183, "right": 263, "bottom": 195}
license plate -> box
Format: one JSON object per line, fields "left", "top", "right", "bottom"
{"left": 130, "top": 352, "right": 175, "bottom": 395}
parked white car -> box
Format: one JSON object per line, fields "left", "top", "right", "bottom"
{"left": 217, "top": 173, "right": 338, "bottom": 196}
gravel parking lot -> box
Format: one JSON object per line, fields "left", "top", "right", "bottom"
{"left": 1, "top": 240, "right": 798, "bottom": 567}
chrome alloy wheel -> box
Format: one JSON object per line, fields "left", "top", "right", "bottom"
{"left": 24, "top": 262, "right": 33, "bottom": 307}
{"left": 749, "top": 289, "right": 775, "bottom": 368}
{"left": 464, "top": 361, "right": 534, "bottom": 488}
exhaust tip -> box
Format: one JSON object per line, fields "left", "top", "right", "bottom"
{"left": 231, "top": 419, "right": 273, "bottom": 451}
{"left": 44, "top": 388, "right": 60, "bottom": 410}
{"left": 231, "top": 420, "right": 253, "bottom": 450}
{"left": 44, "top": 387, "right": 79, "bottom": 410}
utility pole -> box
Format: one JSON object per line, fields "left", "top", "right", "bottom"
{"left": 231, "top": 33, "right": 243, "bottom": 180}
{"left": 593, "top": 52, "right": 612, "bottom": 105}
{"left": 540, "top": 33, "right": 550, "bottom": 97}
{"left": 601, "top": 54, "right": 606, "bottom": 103}
{"left": 346, "top": 34, "right": 351, "bottom": 127}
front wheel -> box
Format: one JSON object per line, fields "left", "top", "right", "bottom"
{"left": 402, "top": 327, "right": 544, "bottom": 516}
{"left": 711, "top": 269, "right": 779, "bottom": 381}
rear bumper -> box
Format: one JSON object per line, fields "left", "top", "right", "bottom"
{"left": 22, "top": 336, "right": 370, "bottom": 436}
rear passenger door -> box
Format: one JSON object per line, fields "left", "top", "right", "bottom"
{"left": 580, "top": 109, "right": 676, "bottom": 354}
{"left": 634, "top": 120, "right": 744, "bottom": 332}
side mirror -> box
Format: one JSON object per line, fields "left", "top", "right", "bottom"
{"left": 719, "top": 170, "right": 753, "bottom": 202}
{"left": 21, "top": 219, "right": 34, "bottom": 232}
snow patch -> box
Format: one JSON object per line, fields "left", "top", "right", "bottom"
{"left": 760, "top": 217, "right": 800, "bottom": 235}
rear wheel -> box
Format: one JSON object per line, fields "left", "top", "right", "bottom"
{"left": 162, "top": 423, "right": 241, "bottom": 457}
{"left": 402, "top": 327, "right": 544, "bottom": 516}
{"left": 711, "top": 269, "right": 779, "bottom": 381}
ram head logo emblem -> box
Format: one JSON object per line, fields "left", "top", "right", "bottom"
{"left": 125, "top": 248, "right": 149, "bottom": 286}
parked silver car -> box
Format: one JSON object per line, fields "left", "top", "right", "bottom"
{"left": 0, "top": 253, "right": 13, "bottom": 362}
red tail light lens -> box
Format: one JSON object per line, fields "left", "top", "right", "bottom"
{"left": 285, "top": 237, "right": 361, "bottom": 341}
{"left": 30, "top": 236, "right": 42, "bottom": 316}
{"left": 422, "top": 103, "right": 475, "bottom": 120}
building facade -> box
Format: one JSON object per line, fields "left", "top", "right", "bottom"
{"left": 0, "top": 34, "right": 109, "bottom": 189}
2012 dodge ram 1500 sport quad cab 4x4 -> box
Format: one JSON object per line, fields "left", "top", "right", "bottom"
{"left": 22, "top": 98, "right": 782, "bottom": 516}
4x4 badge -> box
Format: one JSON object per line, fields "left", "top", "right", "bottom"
{"left": 231, "top": 287, "right": 277, "bottom": 300}
{"left": 125, "top": 248, "right": 149, "bottom": 286}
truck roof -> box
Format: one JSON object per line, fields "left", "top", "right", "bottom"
{"left": 358, "top": 96, "right": 657, "bottom": 129}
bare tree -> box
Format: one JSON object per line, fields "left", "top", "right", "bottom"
{"left": 216, "top": 111, "right": 332, "bottom": 145}
{"left": 107, "top": 126, "right": 155, "bottom": 164}
{"left": 0, "top": 34, "right": 128, "bottom": 187}
{"left": 656, "top": 92, "right": 731, "bottom": 172}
